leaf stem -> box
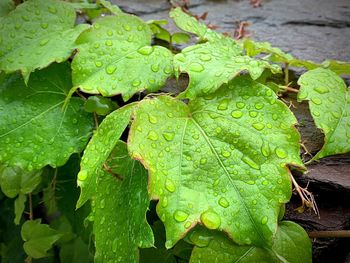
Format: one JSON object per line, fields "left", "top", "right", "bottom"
{"left": 28, "top": 193, "right": 33, "bottom": 220}
{"left": 308, "top": 230, "right": 350, "bottom": 238}
{"left": 284, "top": 62, "right": 289, "bottom": 86}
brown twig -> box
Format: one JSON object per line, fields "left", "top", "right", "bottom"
{"left": 234, "top": 21, "right": 251, "bottom": 40}
{"left": 290, "top": 174, "right": 320, "bottom": 218}
{"left": 308, "top": 230, "right": 350, "bottom": 238}
{"left": 103, "top": 163, "right": 123, "bottom": 181}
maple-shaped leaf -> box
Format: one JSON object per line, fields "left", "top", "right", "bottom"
{"left": 298, "top": 68, "right": 350, "bottom": 160}
{"left": 0, "top": 0, "right": 89, "bottom": 82}
{"left": 128, "top": 76, "right": 304, "bottom": 248}
{"left": 93, "top": 141, "right": 153, "bottom": 262}
{"left": 72, "top": 13, "right": 173, "bottom": 101}
{"left": 76, "top": 104, "right": 135, "bottom": 208}
{"left": 0, "top": 63, "right": 93, "bottom": 171}
{"left": 174, "top": 42, "right": 280, "bottom": 99}
{"left": 189, "top": 221, "right": 311, "bottom": 263}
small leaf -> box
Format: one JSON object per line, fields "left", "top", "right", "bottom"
{"left": 76, "top": 103, "right": 135, "bottom": 208}
{"left": 93, "top": 141, "right": 153, "bottom": 262}
{"left": 14, "top": 193, "right": 27, "bottom": 225}
{"left": 189, "top": 221, "right": 311, "bottom": 263}
{"left": 171, "top": 32, "right": 191, "bottom": 44}
{"left": 0, "top": 63, "right": 94, "bottom": 170}
{"left": 148, "top": 23, "right": 171, "bottom": 43}
{"left": 174, "top": 41, "right": 280, "bottom": 99}
{"left": 298, "top": 68, "right": 350, "bottom": 159}
{"left": 21, "top": 219, "right": 63, "bottom": 259}
{"left": 0, "top": 166, "right": 41, "bottom": 198}
{"left": 72, "top": 14, "right": 173, "bottom": 101}
{"left": 84, "top": 95, "right": 118, "bottom": 116}
{"left": 128, "top": 76, "right": 304, "bottom": 248}
{"left": 322, "top": 60, "right": 350, "bottom": 76}
{"left": 99, "top": 0, "right": 122, "bottom": 15}
{"left": 0, "top": 0, "right": 89, "bottom": 82}
{"left": 59, "top": 237, "right": 94, "bottom": 263}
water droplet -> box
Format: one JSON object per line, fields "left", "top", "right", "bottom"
{"left": 231, "top": 110, "right": 243, "bottom": 119}
{"left": 148, "top": 114, "right": 158, "bottom": 124}
{"left": 105, "top": 40, "right": 113, "bottom": 46}
{"left": 123, "top": 24, "right": 131, "bottom": 31}
{"left": 252, "top": 123, "right": 265, "bottom": 131}
{"left": 189, "top": 230, "right": 211, "bottom": 247}
{"left": 48, "top": 6, "right": 57, "bottom": 14}
{"left": 218, "top": 197, "right": 229, "bottom": 208}
{"left": 242, "top": 156, "right": 260, "bottom": 170}
{"left": 165, "top": 179, "right": 176, "bottom": 192}
{"left": 314, "top": 86, "right": 329, "bottom": 94}
{"left": 162, "top": 132, "right": 175, "bottom": 141}
{"left": 262, "top": 180, "right": 269, "bottom": 186}
{"left": 151, "top": 64, "right": 159, "bottom": 72}
{"left": 217, "top": 99, "right": 228, "bottom": 110}
{"left": 275, "top": 147, "right": 287, "bottom": 159}
{"left": 95, "top": 61, "right": 103, "bottom": 67}
{"left": 261, "top": 216, "right": 268, "bottom": 225}
{"left": 106, "top": 65, "right": 117, "bottom": 74}
{"left": 21, "top": 15, "right": 30, "bottom": 21}
{"left": 200, "top": 54, "right": 212, "bottom": 61}
{"left": 174, "top": 210, "right": 188, "bottom": 222}
{"left": 138, "top": 46, "right": 154, "bottom": 55}
{"left": 221, "top": 150, "right": 231, "bottom": 158}
{"left": 311, "top": 97, "right": 322, "bottom": 105}
{"left": 200, "top": 158, "right": 207, "bottom": 165}
{"left": 200, "top": 210, "right": 221, "bottom": 230}
{"left": 255, "top": 103, "right": 264, "bottom": 110}
{"left": 249, "top": 111, "right": 258, "bottom": 118}
{"left": 236, "top": 102, "right": 245, "bottom": 109}
{"left": 189, "top": 62, "right": 204, "bottom": 72}
{"left": 147, "top": 131, "right": 158, "bottom": 141}
{"left": 132, "top": 80, "right": 141, "bottom": 87}
{"left": 78, "top": 170, "right": 88, "bottom": 181}
{"left": 163, "top": 65, "right": 172, "bottom": 74}
{"left": 161, "top": 197, "right": 168, "bottom": 207}
{"left": 175, "top": 53, "right": 186, "bottom": 62}
{"left": 184, "top": 221, "right": 191, "bottom": 228}
{"left": 261, "top": 142, "right": 270, "bottom": 157}
{"left": 39, "top": 39, "right": 49, "bottom": 46}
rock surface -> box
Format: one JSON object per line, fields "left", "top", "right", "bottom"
{"left": 114, "top": 0, "right": 350, "bottom": 261}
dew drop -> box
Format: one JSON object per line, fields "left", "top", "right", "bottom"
{"left": 138, "top": 46, "right": 154, "bottom": 55}
{"left": 162, "top": 132, "right": 175, "bottom": 141}
{"left": 189, "top": 62, "right": 204, "bottom": 72}
{"left": 311, "top": 97, "right": 322, "bottom": 105}
{"left": 78, "top": 170, "right": 88, "bottom": 181}
{"left": 189, "top": 231, "right": 210, "bottom": 247}
{"left": 231, "top": 110, "right": 243, "bottom": 119}
{"left": 95, "top": 61, "right": 103, "bottom": 67}
{"left": 161, "top": 197, "right": 168, "bottom": 207}
{"left": 252, "top": 123, "right": 265, "bottom": 131}
{"left": 123, "top": 24, "right": 131, "bottom": 31}
{"left": 200, "top": 54, "right": 212, "bottom": 61}
{"left": 40, "top": 23, "right": 48, "bottom": 29}
{"left": 261, "top": 142, "right": 270, "bottom": 157}
{"left": 147, "top": 131, "right": 158, "bottom": 141}
{"left": 105, "top": 40, "right": 113, "bottom": 46}
{"left": 200, "top": 210, "right": 221, "bottom": 230}
{"left": 275, "top": 147, "right": 287, "bottom": 159}
{"left": 132, "top": 79, "right": 141, "bottom": 87}
{"left": 314, "top": 86, "right": 329, "bottom": 94}
{"left": 255, "top": 103, "right": 264, "bottom": 110}
{"left": 106, "top": 65, "right": 117, "bottom": 74}
{"left": 261, "top": 216, "right": 268, "bottom": 225}
{"left": 221, "top": 150, "right": 231, "bottom": 158}
{"left": 48, "top": 6, "right": 57, "bottom": 14}
{"left": 242, "top": 156, "right": 260, "bottom": 170}
{"left": 236, "top": 102, "right": 245, "bottom": 109}
{"left": 174, "top": 210, "right": 189, "bottom": 222}
{"left": 39, "top": 39, "right": 49, "bottom": 46}
{"left": 217, "top": 99, "right": 228, "bottom": 110}
{"left": 151, "top": 64, "right": 159, "bottom": 72}
{"left": 148, "top": 114, "right": 158, "bottom": 124}
{"left": 165, "top": 179, "right": 176, "bottom": 192}
{"left": 218, "top": 197, "right": 229, "bottom": 208}
{"left": 200, "top": 158, "right": 207, "bottom": 165}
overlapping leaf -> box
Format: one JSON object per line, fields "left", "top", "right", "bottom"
{"left": 174, "top": 42, "right": 281, "bottom": 99}
{"left": 298, "top": 68, "right": 350, "bottom": 159}
{"left": 189, "top": 221, "right": 311, "bottom": 263}
{"left": 128, "top": 76, "right": 304, "bottom": 248}
{"left": 0, "top": 0, "right": 89, "bottom": 82}
{"left": 76, "top": 104, "right": 135, "bottom": 208}
{"left": 94, "top": 141, "right": 153, "bottom": 263}
{"left": 0, "top": 63, "right": 94, "bottom": 170}
{"left": 21, "top": 219, "right": 63, "bottom": 259}
{"left": 0, "top": 0, "right": 14, "bottom": 17}
{"left": 72, "top": 13, "right": 173, "bottom": 101}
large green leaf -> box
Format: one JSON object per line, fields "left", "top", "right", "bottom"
{"left": 93, "top": 141, "right": 153, "bottom": 262}
{"left": 174, "top": 42, "right": 280, "bottom": 99}
{"left": 72, "top": 14, "right": 173, "bottom": 101}
{"left": 298, "top": 68, "right": 350, "bottom": 159}
{"left": 76, "top": 103, "right": 135, "bottom": 208}
{"left": 128, "top": 76, "right": 304, "bottom": 248}
{"left": 0, "top": 63, "right": 94, "bottom": 170}
{"left": 21, "top": 219, "right": 63, "bottom": 259}
{"left": 189, "top": 221, "right": 311, "bottom": 263}
{"left": 0, "top": 0, "right": 89, "bottom": 82}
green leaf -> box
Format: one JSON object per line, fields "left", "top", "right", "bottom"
{"left": 298, "top": 68, "right": 350, "bottom": 159}
{"left": 148, "top": 22, "right": 171, "bottom": 43}
{"left": 21, "top": 219, "right": 63, "bottom": 259}
{"left": 189, "top": 221, "right": 311, "bottom": 263}
{"left": 59, "top": 237, "right": 93, "bottom": 263}
{"left": 72, "top": 14, "right": 173, "bottom": 101}
{"left": 171, "top": 32, "right": 191, "bottom": 44}
{"left": 84, "top": 95, "right": 118, "bottom": 115}
{"left": 128, "top": 76, "right": 304, "bottom": 248}
{"left": 77, "top": 103, "right": 135, "bottom": 208}
{"left": 93, "top": 141, "right": 153, "bottom": 262}
{"left": 169, "top": 7, "right": 230, "bottom": 44}
{"left": 0, "top": 0, "right": 89, "bottom": 82}
{"left": 0, "top": 0, "right": 14, "bottom": 17}
{"left": 174, "top": 41, "right": 281, "bottom": 99}
{"left": 322, "top": 60, "right": 350, "bottom": 76}
{"left": 14, "top": 193, "right": 26, "bottom": 225}
{"left": 0, "top": 166, "right": 41, "bottom": 198}
{"left": 0, "top": 63, "right": 94, "bottom": 170}
{"left": 99, "top": 0, "right": 122, "bottom": 15}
